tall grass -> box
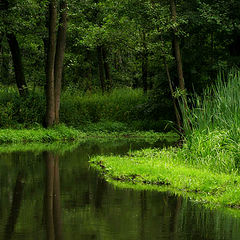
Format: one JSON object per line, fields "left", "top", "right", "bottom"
{"left": 179, "top": 69, "right": 240, "bottom": 173}
{"left": 182, "top": 70, "right": 240, "bottom": 138}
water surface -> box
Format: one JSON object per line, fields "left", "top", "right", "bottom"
{"left": 0, "top": 139, "right": 240, "bottom": 240}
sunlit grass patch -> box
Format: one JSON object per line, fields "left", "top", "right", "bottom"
{"left": 90, "top": 147, "right": 240, "bottom": 208}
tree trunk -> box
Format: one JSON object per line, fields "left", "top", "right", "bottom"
{"left": 97, "top": 46, "right": 105, "bottom": 94}
{"left": 54, "top": 0, "right": 67, "bottom": 124}
{"left": 142, "top": 31, "right": 148, "bottom": 93}
{"left": 45, "top": 0, "right": 57, "bottom": 127}
{"left": 169, "top": 0, "right": 185, "bottom": 91}
{"left": 164, "top": 58, "right": 182, "bottom": 131}
{"left": 7, "top": 33, "right": 28, "bottom": 96}
{"left": 1, "top": 43, "right": 10, "bottom": 84}
{"left": 102, "top": 46, "right": 112, "bottom": 91}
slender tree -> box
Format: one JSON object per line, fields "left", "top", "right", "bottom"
{"left": 141, "top": 31, "right": 148, "bottom": 93}
{"left": 54, "top": 0, "right": 67, "bottom": 124}
{"left": 2, "top": 0, "right": 28, "bottom": 96}
{"left": 102, "top": 46, "right": 112, "bottom": 91}
{"left": 45, "top": 0, "right": 67, "bottom": 127}
{"left": 45, "top": 0, "right": 57, "bottom": 127}
{"left": 169, "top": 0, "right": 185, "bottom": 91}
{"left": 97, "top": 46, "right": 105, "bottom": 94}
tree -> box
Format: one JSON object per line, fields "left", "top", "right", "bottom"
{"left": 1, "top": 0, "right": 28, "bottom": 96}
{"left": 45, "top": 0, "right": 67, "bottom": 127}
{"left": 169, "top": 0, "right": 185, "bottom": 92}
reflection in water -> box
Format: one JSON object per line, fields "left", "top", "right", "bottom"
{"left": 4, "top": 172, "right": 25, "bottom": 240}
{"left": 0, "top": 140, "right": 240, "bottom": 240}
{"left": 170, "top": 196, "right": 182, "bottom": 240}
{"left": 44, "top": 152, "right": 63, "bottom": 240}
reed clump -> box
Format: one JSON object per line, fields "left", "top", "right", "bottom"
{"left": 180, "top": 69, "right": 240, "bottom": 173}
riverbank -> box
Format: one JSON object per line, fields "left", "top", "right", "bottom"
{"left": 90, "top": 130, "right": 240, "bottom": 209}
{"left": 0, "top": 123, "right": 178, "bottom": 144}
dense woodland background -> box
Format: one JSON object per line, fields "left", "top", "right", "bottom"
{"left": 0, "top": 0, "right": 240, "bottom": 129}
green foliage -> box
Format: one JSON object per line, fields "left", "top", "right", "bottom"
{"left": 0, "top": 87, "right": 45, "bottom": 127}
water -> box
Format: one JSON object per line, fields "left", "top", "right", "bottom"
{"left": 0, "top": 139, "right": 240, "bottom": 240}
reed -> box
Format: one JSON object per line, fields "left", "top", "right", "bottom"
{"left": 179, "top": 69, "right": 240, "bottom": 173}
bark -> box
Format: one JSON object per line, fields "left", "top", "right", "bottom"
{"left": 7, "top": 33, "right": 28, "bottom": 96}
{"left": 97, "top": 46, "right": 105, "bottom": 94}
{"left": 102, "top": 46, "right": 112, "bottom": 90}
{"left": 45, "top": 0, "right": 57, "bottom": 127}
{"left": 54, "top": 0, "right": 67, "bottom": 124}
{"left": 169, "top": 0, "right": 185, "bottom": 91}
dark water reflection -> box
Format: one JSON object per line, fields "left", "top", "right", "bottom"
{"left": 0, "top": 140, "right": 240, "bottom": 240}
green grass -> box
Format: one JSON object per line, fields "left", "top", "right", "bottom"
{"left": 182, "top": 69, "right": 240, "bottom": 141}
{"left": 0, "top": 122, "right": 178, "bottom": 151}
{"left": 90, "top": 147, "right": 240, "bottom": 208}
{"left": 0, "top": 124, "right": 85, "bottom": 143}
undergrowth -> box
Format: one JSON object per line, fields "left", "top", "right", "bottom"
{"left": 0, "top": 87, "right": 174, "bottom": 131}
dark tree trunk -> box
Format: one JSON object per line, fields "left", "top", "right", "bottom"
{"left": 102, "top": 47, "right": 112, "bottom": 90}
{"left": 169, "top": 0, "right": 185, "bottom": 91}
{"left": 54, "top": 0, "right": 67, "bottom": 124}
{"left": 142, "top": 54, "right": 148, "bottom": 93}
{"left": 7, "top": 33, "right": 28, "bottom": 96}
{"left": 97, "top": 46, "right": 105, "bottom": 94}
{"left": 142, "top": 31, "right": 148, "bottom": 93}
{"left": 164, "top": 58, "right": 182, "bottom": 132}
{"left": 45, "top": 0, "right": 57, "bottom": 127}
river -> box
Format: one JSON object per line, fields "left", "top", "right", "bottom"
{"left": 0, "top": 139, "right": 239, "bottom": 240}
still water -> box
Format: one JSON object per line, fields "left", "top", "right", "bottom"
{"left": 0, "top": 139, "right": 240, "bottom": 240}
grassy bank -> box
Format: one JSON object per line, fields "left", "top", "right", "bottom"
{"left": 90, "top": 70, "right": 240, "bottom": 208}
{"left": 0, "top": 125, "right": 84, "bottom": 143}
{"left": 90, "top": 147, "right": 240, "bottom": 208}
{"left": 0, "top": 122, "right": 178, "bottom": 145}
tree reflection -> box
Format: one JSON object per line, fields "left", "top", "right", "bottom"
{"left": 44, "top": 152, "right": 63, "bottom": 240}
{"left": 4, "top": 172, "right": 25, "bottom": 240}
